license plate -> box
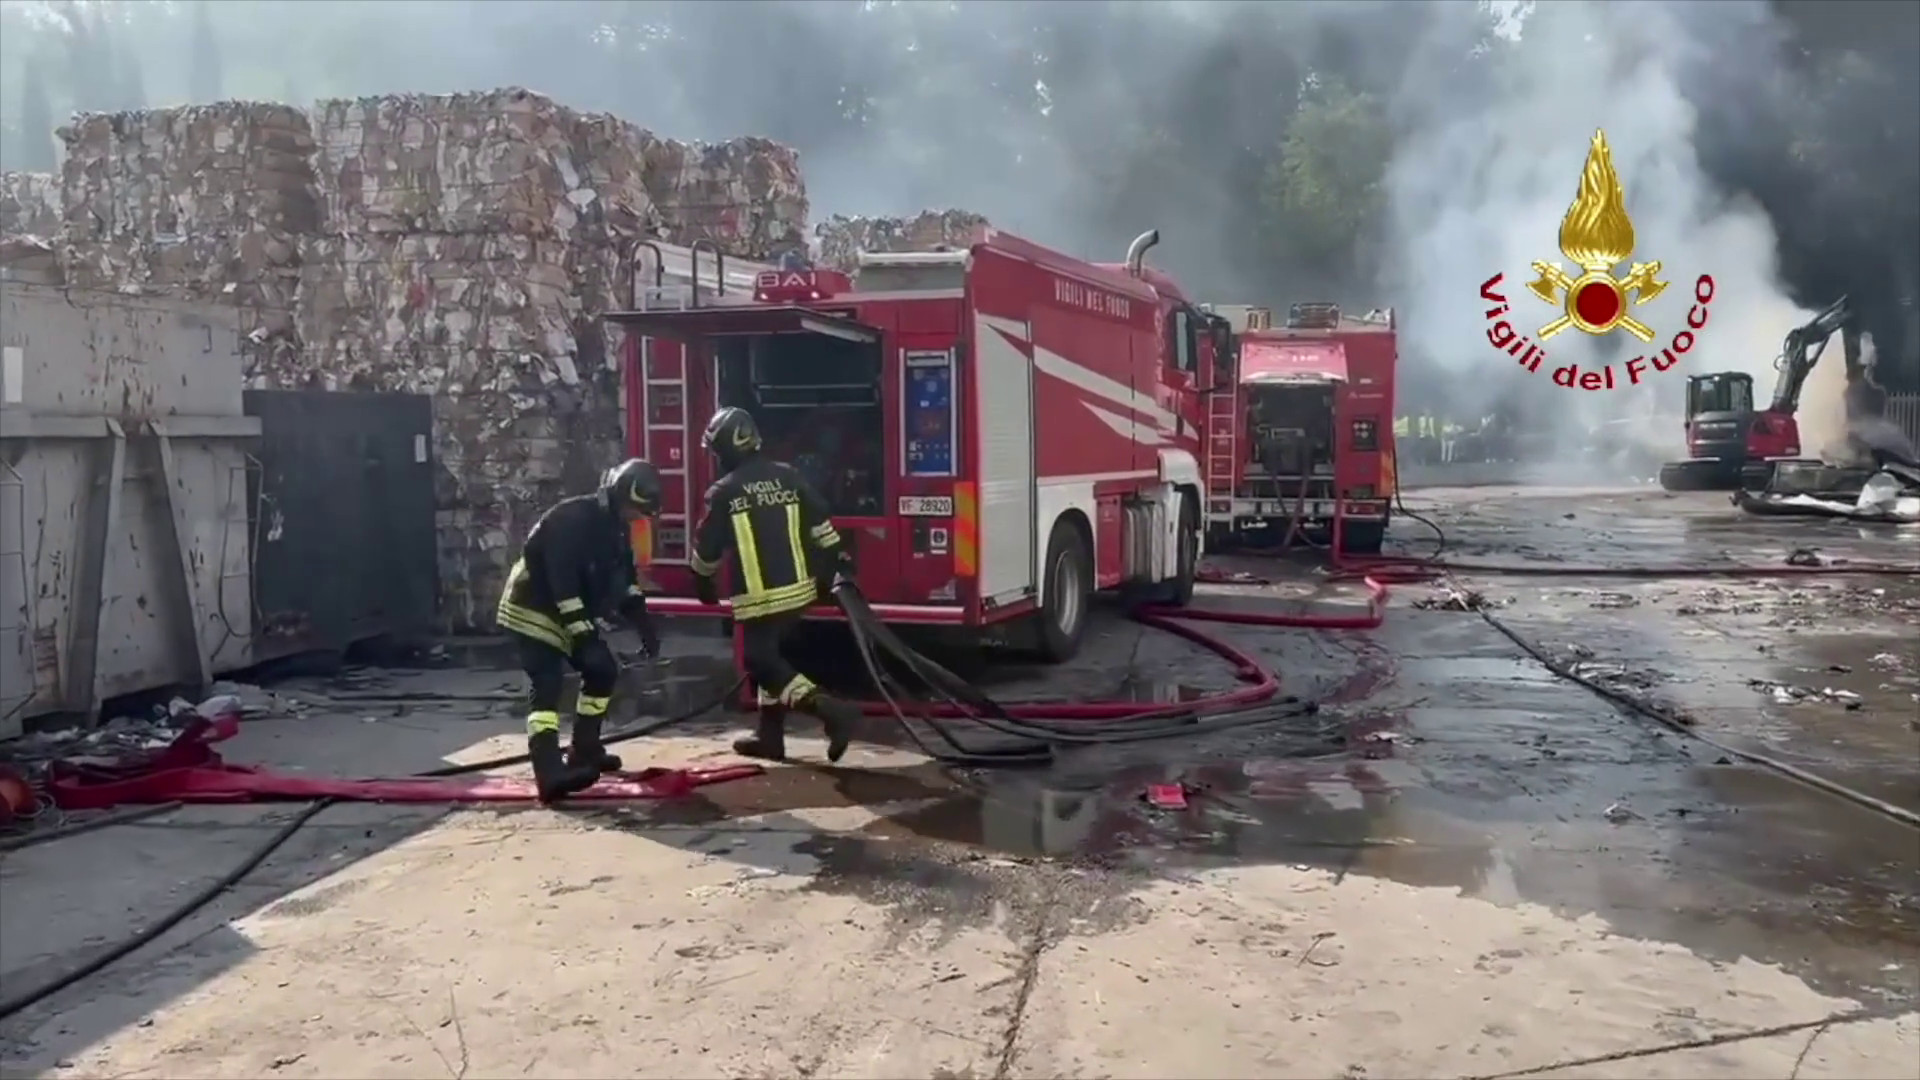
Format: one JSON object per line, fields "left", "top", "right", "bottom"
{"left": 898, "top": 496, "right": 953, "bottom": 517}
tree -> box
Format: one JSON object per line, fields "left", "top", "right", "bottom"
{"left": 18, "top": 56, "right": 57, "bottom": 172}
{"left": 1262, "top": 82, "right": 1393, "bottom": 284}
{"left": 190, "top": 0, "right": 223, "bottom": 103}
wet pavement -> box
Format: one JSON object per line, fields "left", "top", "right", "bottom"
{"left": 1, "top": 485, "right": 1916, "bottom": 1078}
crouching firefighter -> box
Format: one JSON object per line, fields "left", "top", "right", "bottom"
{"left": 496, "top": 459, "right": 666, "bottom": 801}
{"left": 692, "top": 406, "right": 861, "bottom": 764}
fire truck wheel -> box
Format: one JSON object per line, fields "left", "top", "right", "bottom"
{"left": 1160, "top": 492, "right": 1199, "bottom": 607}
{"left": 1033, "top": 517, "right": 1093, "bottom": 663}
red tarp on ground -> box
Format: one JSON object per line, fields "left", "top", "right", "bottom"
{"left": 46, "top": 713, "right": 761, "bottom": 810}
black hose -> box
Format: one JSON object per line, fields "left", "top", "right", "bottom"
{"left": 834, "top": 582, "right": 1325, "bottom": 763}
{"left": 0, "top": 676, "right": 743, "bottom": 1023}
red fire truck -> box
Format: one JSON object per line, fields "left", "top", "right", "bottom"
{"left": 1198, "top": 302, "right": 1399, "bottom": 554}
{"left": 608, "top": 230, "right": 1233, "bottom": 661}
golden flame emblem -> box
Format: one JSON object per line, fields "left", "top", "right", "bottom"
{"left": 1526, "top": 130, "right": 1668, "bottom": 342}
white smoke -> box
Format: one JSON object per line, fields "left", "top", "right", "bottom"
{"left": 1384, "top": 0, "right": 1812, "bottom": 472}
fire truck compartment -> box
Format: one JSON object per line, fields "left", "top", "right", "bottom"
{"left": 1244, "top": 383, "right": 1337, "bottom": 483}
{"left": 714, "top": 330, "right": 886, "bottom": 518}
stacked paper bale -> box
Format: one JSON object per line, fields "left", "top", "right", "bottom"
{"left": 53, "top": 103, "right": 319, "bottom": 340}
{"left": 641, "top": 134, "right": 808, "bottom": 261}
{"left": 0, "top": 171, "right": 61, "bottom": 238}
{"left": 814, "top": 209, "right": 992, "bottom": 272}
{"left": 295, "top": 87, "right": 667, "bottom": 628}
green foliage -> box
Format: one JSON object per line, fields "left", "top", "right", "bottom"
{"left": 1262, "top": 83, "right": 1393, "bottom": 279}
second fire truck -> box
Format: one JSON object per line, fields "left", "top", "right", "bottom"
{"left": 1198, "top": 301, "right": 1399, "bottom": 554}
{"left": 607, "top": 230, "right": 1234, "bottom": 662}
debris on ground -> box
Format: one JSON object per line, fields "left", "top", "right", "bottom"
{"left": 1604, "top": 802, "right": 1640, "bottom": 824}
{"left": 1674, "top": 585, "right": 1768, "bottom": 618}
{"left": 1144, "top": 783, "right": 1191, "bottom": 810}
{"left": 1567, "top": 660, "right": 1661, "bottom": 693}
{"left": 1411, "top": 587, "right": 1507, "bottom": 611}
{"left": 1786, "top": 548, "right": 1827, "bottom": 567}
{"left": 193, "top": 680, "right": 306, "bottom": 720}
{"left": 1741, "top": 467, "right": 1920, "bottom": 524}
{"left": 1746, "top": 679, "right": 1866, "bottom": 710}
{"left": 1589, "top": 591, "right": 1639, "bottom": 610}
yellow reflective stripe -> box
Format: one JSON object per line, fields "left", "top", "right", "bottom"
{"left": 565, "top": 619, "right": 595, "bottom": 636}
{"left": 497, "top": 603, "right": 569, "bottom": 651}
{"left": 754, "top": 688, "right": 780, "bottom": 707}
{"left": 777, "top": 673, "right": 817, "bottom": 707}
{"left": 731, "top": 511, "right": 766, "bottom": 594}
{"left": 809, "top": 520, "right": 839, "bottom": 546}
{"left": 626, "top": 584, "right": 646, "bottom": 598}
{"left": 730, "top": 581, "right": 817, "bottom": 620}
{"left": 556, "top": 597, "right": 586, "bottom": 613}
{"left": 784, "top": 504, "right": 807, "bottom": 574}
{"left": 953, "top": 482, "right": 978, "bottom": 576}
{"left": 576, "top": 694, "right": 611, "bottom": 717}
{"left": 689, "top": 549, "right": 718, "bottom": 576}
{"left": 527, "top": 710, "right": 561, "bottom": 735}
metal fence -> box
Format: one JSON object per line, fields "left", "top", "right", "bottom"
{"left": 1889, "top": 393, "right": 1920, "bottom": 450}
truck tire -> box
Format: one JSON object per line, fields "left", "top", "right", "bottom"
{"left": 1158, "top": 492, "right": 1199, "bottom": 607}
{"left": 1033, "top": 517, "right": 1093, "bottom": 663}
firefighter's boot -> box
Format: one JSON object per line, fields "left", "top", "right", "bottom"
{"left": 732, "top": 706, "right": 788, "bottom": 763}
{"left": 801, "top": 692, "right": 857, "bottom": 764}
{"left": 529, "top": 731, "right": 601, "bottom": 803}
{"left": 566, "top": 714, "right": 623, "bottom": 774}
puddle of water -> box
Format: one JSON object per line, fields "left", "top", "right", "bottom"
{"left": 846, "top": 740, "right": 1920, "bottom": 1005}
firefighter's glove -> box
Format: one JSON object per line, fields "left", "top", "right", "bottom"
{"left": 615, "top": 595, "right": 660, "bottom": 658}
{"left": 693, "top": 572, "right": 719, "bottom": 607}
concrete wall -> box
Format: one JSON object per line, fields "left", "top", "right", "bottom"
{"left": 0, "top": 280, "right": 258, "bottom": 734}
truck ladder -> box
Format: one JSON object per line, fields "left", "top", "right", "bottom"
{"left": 636, "top": 282, "right": 694, "bottom": 565}
{"left": 1204, "top": 390, "right": 1238, "bottom": 523}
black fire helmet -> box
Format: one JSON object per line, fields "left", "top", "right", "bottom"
{"left": 701, "top": 406, "right": 763, "bottom": 468}
{"left": 600, "top": 457, "right": 663, "bottom": 514}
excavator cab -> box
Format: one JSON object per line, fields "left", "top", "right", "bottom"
{"left": 1685, "top": 371, "right": 1754, "bottom": 424}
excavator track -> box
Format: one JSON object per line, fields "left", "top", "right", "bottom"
{"left": 1658, "top": 458, "right": 1740, "bottom": 492}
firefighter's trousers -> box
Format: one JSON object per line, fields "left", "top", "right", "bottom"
{"left": 515, "top": 632, "right": 619, "bottom": 737}
{"left": 739, "top": 611, "right": 820, "bottom": 709}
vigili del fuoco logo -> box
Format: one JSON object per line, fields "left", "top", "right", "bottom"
{"left": 1479, "top": 129, "right": 1717, "bottom": 392}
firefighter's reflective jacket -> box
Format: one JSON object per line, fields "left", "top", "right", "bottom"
{"left": 495, "top": 494, "right": 642, "bottom": 652}
{"left": 689, "top": 457, "right": 844, "bottom": 621}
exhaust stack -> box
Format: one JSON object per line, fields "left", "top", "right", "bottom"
{"left": 1125, "top": 229, "right": 1160, "bottom": 277}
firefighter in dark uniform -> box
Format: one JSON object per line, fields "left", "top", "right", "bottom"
{"left": 691, "top": 407, "right": 859, "bottom": 764}
{"left": 496, "top": 458, "right": 665, "bottom": 801}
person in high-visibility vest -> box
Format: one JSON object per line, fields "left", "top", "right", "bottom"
{"left": 496, "top": 459, "right": 665, "bottom": 801}
{"left": 690, "top": 407, "right": 861, "bottom": 764}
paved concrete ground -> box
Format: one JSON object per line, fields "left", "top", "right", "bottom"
{"left": 1, "top": 486, "right": 1916, "bottom": 1079}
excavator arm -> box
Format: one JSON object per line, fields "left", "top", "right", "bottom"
{"left": 1768, "top": 295, "right": 1857, "bottom": 414}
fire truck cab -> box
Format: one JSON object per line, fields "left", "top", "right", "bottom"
{"left": 606, "top": 230, "right": 1231, "bottom": 662}
{"left": 1200, "top": 302, "right": 1398, "bottom": 554}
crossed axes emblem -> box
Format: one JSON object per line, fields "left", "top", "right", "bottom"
{"left": 1526, "top": 260, "right": 1670, "bottom": 343}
